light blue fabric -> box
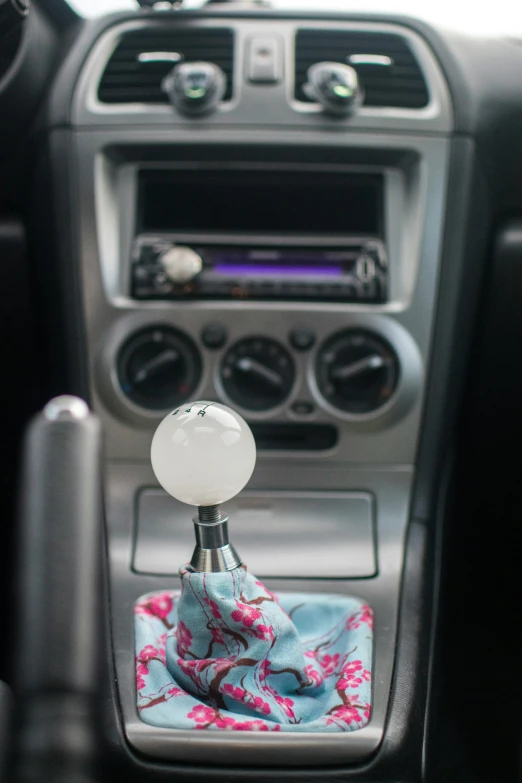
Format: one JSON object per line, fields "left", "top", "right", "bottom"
{"left": 135, "top": 565, "right": 373, "bottom": 732}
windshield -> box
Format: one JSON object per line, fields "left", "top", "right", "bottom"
{"left": 67, "top": 0, "right": 522, "bottom": 36}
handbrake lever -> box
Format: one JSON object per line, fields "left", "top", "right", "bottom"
{"left": 13, "top": 396, "right": 103, "bottom": 783}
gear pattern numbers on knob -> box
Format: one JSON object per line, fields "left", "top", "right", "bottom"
{"left": 150, "top": 401, "right": 257, "bottom": 507}
{"left": 171, "top": 401, "right": 214, "bottom": 418}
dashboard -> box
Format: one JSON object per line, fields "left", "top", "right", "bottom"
{"left": 63, "top": 11, "right": 450, "bottom": 766}
{"left": 4, "top": 1, "right": 522, "bottom": 780}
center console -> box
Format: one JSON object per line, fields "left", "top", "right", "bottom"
{"left": 48, "top": 7, "right": 455, "bottom": 771}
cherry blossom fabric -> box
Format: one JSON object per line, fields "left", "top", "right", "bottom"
{"left": 135, "top": 565, "right": 373, "bottom": 732}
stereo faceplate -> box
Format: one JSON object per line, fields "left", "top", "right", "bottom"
{"left": 131, "top": 234, "right": 388, "bottom": 303}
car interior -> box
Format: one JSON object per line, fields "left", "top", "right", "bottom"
{"left": 2, "top": 0, "right": 522, "bottom": 781}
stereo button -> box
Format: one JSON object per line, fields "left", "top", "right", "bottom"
{"left": 247, "top": 36, "right": 282, "bottom": 83}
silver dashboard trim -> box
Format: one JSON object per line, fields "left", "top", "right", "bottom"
{"left": 99, "top": 160, "right": 418, "bottom": 308}
{"left": 75, "top": 127, "right": 449, "bottom": 463}
{"left": 133, "top": 489, "right": 377, "bottom": 579}
{"left": 307, "top": 315, "right": 423, "bottom": 425}
{"left": 107, "top": 462, "right": 412, "bottom": 766}
{"left": 66, "top": 9, "right": 453, "bottom": 764}
{"left": 287, "top": 20, "right": 444, "bottom": 122}
{"left": 73, "top": 17, "right": 452, "bottom": 133}
{"left": 70, "top": 127, "right": 449, "bottom": 763}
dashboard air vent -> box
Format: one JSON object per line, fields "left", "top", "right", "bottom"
{"left": 295, "top": 29, "right": 429, "bottom": 109}
{"left": 98, "top": 27, "right": 234, "bottom": 104}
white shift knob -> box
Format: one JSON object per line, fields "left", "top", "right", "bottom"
{"left": 151, "top": 401, "right": 256, "bottom": 507}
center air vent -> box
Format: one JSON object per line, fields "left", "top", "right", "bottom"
{"left": 98, "top": 27, "right": 234, "bottom": 104}
{"left": 295, "top": 29, "right": 429, "bottom": 109}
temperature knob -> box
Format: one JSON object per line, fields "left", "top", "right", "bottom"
{"left": 220, "top": 337, "right": 295, "bottom": 412}
{"left": 117, "top": 326, "right": 202, "bottom": 411}
{"left": 159, "top": 246, "right": 203, "bottom": 285}
{"left": 316, "top": 329, "right": 399, "bottom": 415}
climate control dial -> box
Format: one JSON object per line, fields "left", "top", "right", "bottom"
{"left": 220, "top": 337, "right": 295, "bottom": 412}
{"left": 315, "top": 329, "right": 399, "bottom": 415}
{"left": 117, "top": 326, "right": 202, "bottom": 411}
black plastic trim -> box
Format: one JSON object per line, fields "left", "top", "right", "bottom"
{"left": 47, "top": 8, "right": 461, "bottom": 130}
{"left": 412, "top": 136, "right": 490, "bottom": 519}
{"left": 248, "top": 423, "right": 339, "bottom": 451}
{"left": 30, "top": 129, "right": 91, "bottom": 401}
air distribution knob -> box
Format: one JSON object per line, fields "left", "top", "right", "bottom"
{"left": 159, "top": 246, "right": 203, "bottom": 285}
{"left": 162, "top": 61, "right": 227, "bottom": 117}
{"left": 150, "top": 401, "right": 257, "bottom": 572}
{"left": 304, "top": 61, "right": 362, "bottom": 117}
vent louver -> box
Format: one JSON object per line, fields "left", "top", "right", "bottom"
{"left": 98, "top": 27, "right": 234, "bottom": 104}
{"left": 295, "top": 29, "right": 429, "bottom": 109}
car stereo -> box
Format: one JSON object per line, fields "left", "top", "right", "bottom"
{"left": 131, "top": 235, "right": 387, "bottom": 303}
{"left": 131, "top": 167, "right": 388, "bottom": 303}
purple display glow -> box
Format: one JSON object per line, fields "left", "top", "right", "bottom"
{"left": 213, "top": 264, "right": 343, "bottom": 277}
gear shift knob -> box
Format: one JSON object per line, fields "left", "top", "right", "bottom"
{"left": 150, "top": 401, "right": 256, "bottom": 572}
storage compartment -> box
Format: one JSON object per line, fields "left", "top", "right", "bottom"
{"left": 137, "top": 168, "right": 384, "bottom": 236}
{"left": 133, "top": 489, "right": 376, "bottom": 579}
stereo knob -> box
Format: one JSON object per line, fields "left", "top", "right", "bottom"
{"left": 159, "top": 246, "right": 203, "bottom": 285}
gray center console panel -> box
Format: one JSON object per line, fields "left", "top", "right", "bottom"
{"left": 64, "top": 11, "right": 453, "bottom": 768}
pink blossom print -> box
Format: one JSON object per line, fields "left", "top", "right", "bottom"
{"left": 135, "top": 568, "right": 373, "bottom": 734}
{"left": 186, "top": 704, "right": 276, "bottom": 732}
{"left": 176, "top": 621, "right": 193, "bottom": 654}
{"left": 223, "top": 684, "right": 244, "bottom": 701}
{"left": 274, "top": 695, "right": 296, "bottom": 720}
{"left": 326, "top": 704, "right": 364, "bottom": 728}
{"left": 318, "top": 653, "right": 341, "bottom": 676}
{"left": 346, "top": 605, "right": 374, "bottom": 630}
{"left": 204, "top": 598, "right": 222, "bottom": 619}
{"left": 337, "top": 660, "right": 366, "bottom": 690}
{"left": 248, "top": 696, "right": 271, "bottom": 716}
{"left": 230, "top": 601, "right": 262, "bottom": 628}
{"left": 136, "top": 663, "right": 148, "bottom": 691}
{"left": 188, "top": 704, "right": 216, "bottom": 724}
{"left": 304, "top": 664, "right": 323, "bottom": 687}
{"left": 258, "top": 659, "right": 271, "bottom": 682}
{"left": 135, "top": 593, "right": 173, "bottom": 623}
{"left": 222, "top": 684, "right": 271, "bottom": 716}
{"left": 251, "top": 624, "right": 275, "bottom": 641}
{"left": 138, "top": 645, "right": 161, "bottom": 663}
